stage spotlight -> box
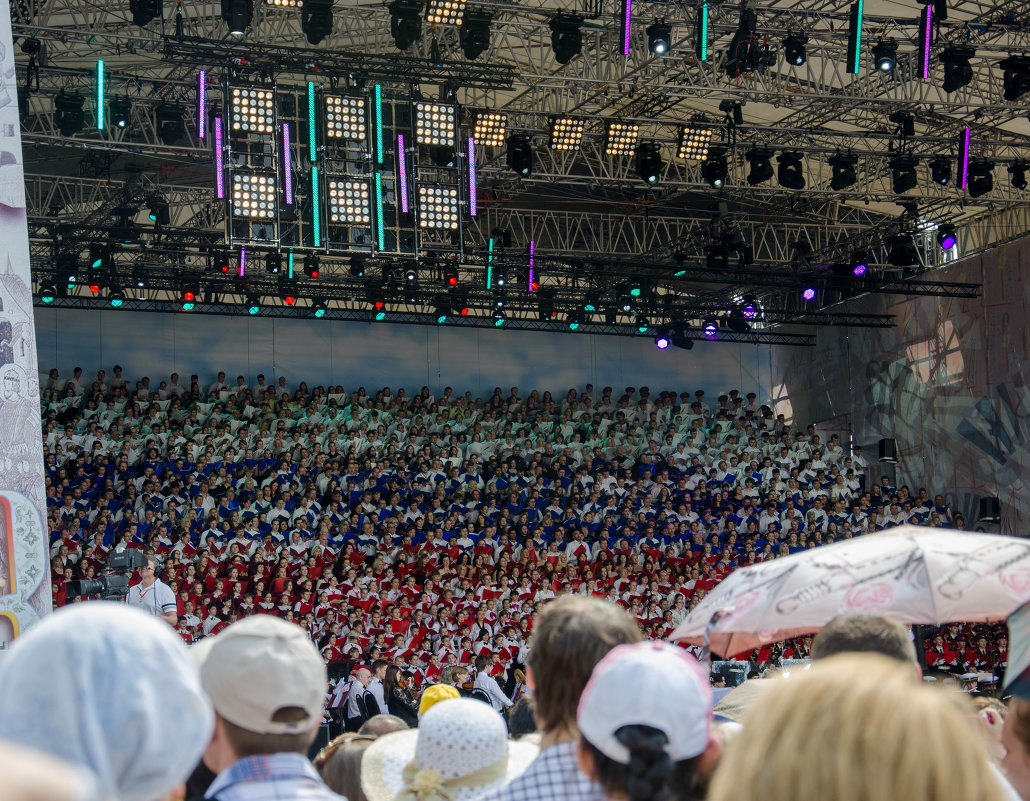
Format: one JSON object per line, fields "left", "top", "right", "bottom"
{"left": 929, "top": 155, "right": 952, "bottom": 185}
{"left": 851, "top": 251, "right": 869, "bottom": 276}
{"left": 129, "top": 0, "right": 162, "bottom": 26}
{"left": 301, "top": 0, "right": 334, "bottom": 44}
{"left": 434, "top": 304, "right": 449, "bottom": 324}
{"left": 109, "top": 97, "right": 131, "bottom": 129}
{"left": 702, "top": 319, "right": 719, "bottom": 339}
{"left": 968, "top": 159, "right": 994, "bottom": 198}
{"left": 109, "top": 290, "right": 126, "bottom": 308}
{"left": 492, "top": 309, "right": 506, "bottom": 326}
{"left": 635, "top": 315, "right": 649, "bottom": 333}
{"left": 1001, "top": 55, "right": 1030, "bottom": 102}
{"left": 245, "top": 294, "right": 262, "bottom": 315}
{"left": 281, "top": 291, "right": 297, "bottom": 307}
{"left": 304, "top": 254, "right": 320, "bottom": 278}
{"left": 802, "top": 287, "right": 816, "bottom": 301}
{"left": 460, "top": 11, "right": 491, "bottom": 60}
{"left": 550, "top": 15, "right": 583, "bottom": 65}
{"left": 426, "top": 0, "right": 465, "bottom": 25}
{"left": 937, "top": 223, "right": 956, "bottom": 250}
{"left": 474, "top": 112, "right": 507, "bottom": 147}
{"left": 506, "top": 134, "right": 533, "bottom": 176}
{"left": 678, "top": 126, "right": 712, "bottom": 161}
{"left": 783, "top": 30, "right": 807, "bottom": 66}
{"left": 550, "top": 117, "right": 585, "bottom": 151}
{"left": 389, "top": 0, "right": 423, "bottom": 50}
{"left": 264, "top": 252, "right": 281, "bottom": 274}
{"left": 1009, "top": 162, "right": 1027, "bottom": 190}
{"left": 180, "top": 289, "right": 196, "bottom": 310}
{"left": 605, "top": 122, "right": 639, "bottom": 156}
{"left": 148, "top": 195, "right": 170, "bottom": 226}
{"left": 221, "top": 0, "right": 253, "bottom": 34}
{"left": 887, "top": 233, "right": 920, "bottom": 266}
{"left": 726, "top": 309, "right": 750, "bottom": 334}
{"left": 156, "top": 104, "right": 187, "bottom": 144}
{"left": 741, "top": 301, "right": 757, "bottom": 319}
{"left": 654, "top": 333, "right": 671, "bottom": 350}
{"left": 646, "top": 21, "right": 671, "bottom": 55}
{"left": 349, "top": 256, "right": 366, "bottom": 278}
{"left": 312, "top": 299, "right": 328, "bottom": 318}
{"left": 40, "top": 286, "right": 57, "bottom": 304}
{"left": 567, "top": 313, "right": 582, "bottom": 331}
{"left": 828, "top": 152, "right": 858, "bottom": 191}
{"left": 941, "top": 45, "right": 974, "bottom": 92}
{"left": 872, "top": 38, "right": 897, "bottom": 72}
{"left": 777, "top": 151, "right": 805, "bottom": 189}
{"left": 445, "top": 267, "right": 459, "bottom": 286}
{"left": 634, "top": 142, "right": 664, "bottom": 185}
{"left": 702, "top": 148, "right": 728, "bottom": 188}
{"left": 889, "top": 154, "right": 918, "bottom": 194}
{"left": 745, "top": 147, "right": 774, "bottom": 185}
{"left": 54, "top": 91, "right": 85, "bottom": 137}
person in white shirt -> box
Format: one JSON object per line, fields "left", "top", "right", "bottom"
{"left": 125, "top": 555, "right": 177, "bottom": 625}
{"left": 472, "top": 654, "right": 512, "bottom": 712}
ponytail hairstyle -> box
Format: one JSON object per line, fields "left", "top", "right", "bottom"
{"left": 584, "top": 724, "right": 702, "bottom": 801}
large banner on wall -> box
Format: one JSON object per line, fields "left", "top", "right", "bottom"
{"left": 0, "top": 4, "right": 50, "bottom": 641}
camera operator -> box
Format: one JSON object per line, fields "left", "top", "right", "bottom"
{"left": 125, "top": 555, "right": 177, "bottom": 626}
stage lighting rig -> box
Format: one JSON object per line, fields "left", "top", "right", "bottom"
{"left": 506, "top": 134, "right": 533, "bottom": 176}
{"left": 646, "top": 20, "right": 672, "bottom": 55}
{"left": 724, "top": 7, "right": 776, "bottom": 78}
{"left": 550, "top": 117, "right": 585, "bottom": 151}
{"left": 301, "top": 0, "right": 334, "bottom": 45}
{"left": 390, "top": 0, "right": 424, "bottom": 50}
{"left": 777, "top": 151, "right": 805, "bottom": 189}
{"left": 54, "top": 91, "right": 85, "bottom": 137}
{"left": 634, "top": 142, "right": 664, "bottom": 185}
{"left": 941, "top": 45, "right": 974, "bottom": 93}
{"left": 702, "top": 147, "right": 728, "bottom": 188}
{"left": 828, "top": 152, "right": 857, "bottom": 190}
{"left": 550, "top": 15, "right": 584, "bottom": 65}
{"left": 474, "top": 112, "right": 507, "bottom": 146}
{"left": 783, "top": 30, "right": 807, "bottom": 66}
{"left": 1010, "top": 162, "right": 1028, "bottom": 191}
{"left": 221, "top": 0, "right": 253, "bottom": 34}
{"left": 129, "top": 0, "right": 162, "bottom": 26}
{"left": 605, "top": 122, "right": 639, "bottom": 156}
{"left": 1001, "top": 55, "right": 1030, "bottom": 102}
{"left": 929, "top": 155, "right": 952, "bottom": 185}
{"left": 889, "top": 154, "right": 918, "bottom": 194}
{"left": 460, "top": 11, "right": 491, "bottom": 60}
{"left": 968, "top": 159, "right": 994, "bottom": 198}
{"left": 745, "top": 147, "right": 774, "bottom": 185}
{"left": 872, "top": 38, "right": 897, "bottom": 72}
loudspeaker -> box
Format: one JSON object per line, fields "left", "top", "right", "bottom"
{"left": 878, "top": 438, "right": 897, "bottom": 463}
{"left": 978, "top": 497, "right": 1001, "bottom": 523}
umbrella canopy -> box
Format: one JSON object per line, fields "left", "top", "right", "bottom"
{"left": 670, "top": 526, "right": 1030, "bottom": 658}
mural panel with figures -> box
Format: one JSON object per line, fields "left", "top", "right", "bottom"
{"left": 773, "top": 238, "right": 1030, "bottom": 536}
{"left": 0, "top": 0, "right": 50, "bottom": 640}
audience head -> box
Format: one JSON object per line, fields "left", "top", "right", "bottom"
{"left": 811, "top": 612, "right": 917, "bottom": 667}
{"left": 359, "top": 714, "right": 410, "bottom": 736}
{"left": 525, "top": 596, "right": 641, "bottom": 739}
{"left": 418, "top": 684, "right": 460, "bottom": 719}
{"left": 708, "top": 654, "right": 1004, "bottom": 801}
{"left": 507, "top": 698, "right": 538, "bottom": 740}
{"left": 0, "top": 603, "right": 213, "bottom": 801}
{"left": 193, "top": 615, "right": 327, "bottom": 771}
{"left": 576, "top": 641, "right": 714, "bottom": 801}
{"left": 314, "top": 733, "right": 378, "bottom": 801}
{"left": 362, "top": 698, "right": 538, "bottom": 801}
{"left": 1003, "top": 698, "right": 1030, "bottom": 800}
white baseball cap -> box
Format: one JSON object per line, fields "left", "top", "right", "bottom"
{"left": 193, "top": 616, "right": 327, "bottom": 735}
{"left": 578, "top": 641, "right": 712, "bottom": 764}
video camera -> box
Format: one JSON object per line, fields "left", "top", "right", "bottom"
{"left": 66, "top": 548, "right": 149, "bottom": 600}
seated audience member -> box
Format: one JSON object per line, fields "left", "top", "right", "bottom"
{"left": 575, "top": 641, "right": 718, "bottom": 801}
{"left": 811, "top": 611, "right": 918, "bottom": 670}
{"left": 708, "top": 654, "right": 1006, "bottom": 801}
{"left": 0, "top": 603, "right": 213, "bottom": 801}
{"left": 314, "top": 733, "right": 378, "bottom": 801}
{"left": 193, "top": 615, "right": 344, "bottom": 801}
{"left": 361, "top": 698, "right": 538, "bottom": 801}
{"left": 487, "top": 596, "right": 641, "bottom": 801}
{"left": 359, "top": 715, "right": 410, "bottom": 736}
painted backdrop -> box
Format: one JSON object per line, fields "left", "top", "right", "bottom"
{"left": 35, "top": 310, "right": 777, "bottom": 404}
{"left": 773, "top": 237, "right": 1030, "bottom": 535}
{"left": 0, "top": 0, "right": 49, "bottom": 642}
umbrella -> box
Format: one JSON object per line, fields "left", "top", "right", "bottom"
{"left": 670, "top": 526, "right": 1030, "bottom": 658}
{"left": 1004, "top": 599, "right": 1030, "bottom": 697}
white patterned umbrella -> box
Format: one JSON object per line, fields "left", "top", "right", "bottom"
{"left": 669, "top": 526, "right": 1030, "bottom": 658}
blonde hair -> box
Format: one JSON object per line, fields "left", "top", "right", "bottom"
{"left": 708, "top": 654, "right": 1004, "bottom": 801}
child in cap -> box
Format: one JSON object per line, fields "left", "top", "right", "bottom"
{"left": 575, "top": 641, "right": 717, "bottom": 801}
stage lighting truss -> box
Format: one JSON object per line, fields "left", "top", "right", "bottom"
{"left": 231, "top": 173, "right": 277, "bottom": 219}
{"left": 327, "top": 179, "right": 372, "bottom": 226}
{"left": 414, "top": 102, "right": 456, "bottom": 147}
{"left": 229, "top": 87, "right": 275, "bottom": 136}
{"left": 426, "top": 0, "right": 465, "bottom": 25}
{"left": 605, "top": 122, "right": 640, "bottom": 156}
{"left": 550, "top": 117, "right": 585, "bottom": 151}
{"left": 325, "top": 95, "right": 368, "bottom": 142}
{"left": 417, "top": 186, "right": 460, "bottom": 229}
{"left": 678, "top": 126, "right": 713, "bottom": 161}
{"left": 474, "top": 112, "right": 507, "bottom": 147}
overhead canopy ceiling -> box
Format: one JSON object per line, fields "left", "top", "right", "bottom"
{"left": 12, "top": 0, "right": 1023, "bottom": 340}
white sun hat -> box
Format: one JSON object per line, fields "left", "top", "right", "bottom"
{"left": 362, "top": 698, "right": 538, "bottom": 801}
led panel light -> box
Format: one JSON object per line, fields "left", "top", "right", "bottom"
{"left": 325, "top": 95, "right": 367, "bottom": 141}
{"left": 266, "top": 0, "right": 300, "bottom": 6}
{"left": 678, "top": 126, "right": 712, "bottom": 160}
{"left": 414, "top": 102, "right": 456, "bottom": 146}
{"left": 231, "top": 173, "right": 276, "bottom": 218}
{"left": 230, "top": 87, "right": 274, "bottom": 135}
{"left": 426, "top": 0, "right": 465, "bottom": 25}
{"left": 605, "top": 122, "right": 640, "bottom": 156}
{"left": 417, "top": 185, "right": 460, "bottom": 230}
{"left": 328, "top": 179, "right": 372, "bottom": 225}
{"left": 474, "top": 112, "right": 508, "bottom": 147}
{"left": 550, "top": 117, "right": 586, "bottom": 151}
